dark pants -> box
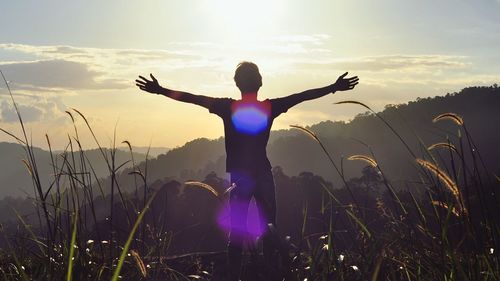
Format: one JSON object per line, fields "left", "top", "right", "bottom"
{"left": 227, "top": 169, "right": 278, "bottom": 280}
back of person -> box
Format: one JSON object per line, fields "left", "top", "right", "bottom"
{"left": 207, "top": 94, "right": 295, "bottom": 175}
{"left": 136, "top": 61, "right": 358, "bottom": 280}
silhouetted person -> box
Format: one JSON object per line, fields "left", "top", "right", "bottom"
{"left": 136, "top": 62, "right": 358, "bottom": 280}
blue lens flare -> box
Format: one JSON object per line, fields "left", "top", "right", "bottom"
{"left": 231, "top": 103, "right": 270, "bottom": 135}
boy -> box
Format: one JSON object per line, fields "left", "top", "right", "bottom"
{"left": 136, "top": 62, "right": 358, "bottom": 280}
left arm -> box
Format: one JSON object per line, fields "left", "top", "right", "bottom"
{"left": 275, "top": 72, "right": 359, "bottom": 112}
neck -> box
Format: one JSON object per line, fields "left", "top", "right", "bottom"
{"left": 241, "top": 92, "right": 258, "bottom": 100}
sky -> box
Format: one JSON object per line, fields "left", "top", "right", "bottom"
{"left": 0, "top": 0, "right": 499, "bottom": 150}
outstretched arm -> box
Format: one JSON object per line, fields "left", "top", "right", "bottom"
{"left": 275, "top": 72, "right": 359, "bottom": 112}
{"left": 135, "top": 74, "right": 213, "bottom": 108}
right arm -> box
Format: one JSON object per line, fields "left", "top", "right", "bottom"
{"left": 135, "top": 74, "right": 213, "bottom": 109}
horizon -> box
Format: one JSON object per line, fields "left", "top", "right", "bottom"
{"left": 1, "top": 0, "right": 500, "bottom": 150}
{"left": 0, "top": 84, "right": 493, "bottom": 152}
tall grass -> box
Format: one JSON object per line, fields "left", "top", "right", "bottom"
{"left": 285, "top": 100, "right": 500, "bottom": 280}
{"left": 0, "top": 72, "right": 183, "bottom": 280}
{"left": 1, "top": 71, "right": 499, "bottom": 280}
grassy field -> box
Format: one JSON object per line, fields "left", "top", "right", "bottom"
{"left": 1, "top": 72, "right": 499, "bottom": 280}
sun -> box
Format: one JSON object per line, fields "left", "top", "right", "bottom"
{"left": 200, "top": 0, "right": 285, "bottom": 39}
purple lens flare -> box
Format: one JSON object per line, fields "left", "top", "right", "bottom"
{"left": 217, "top": 199, "right": 267, "bottom": 243}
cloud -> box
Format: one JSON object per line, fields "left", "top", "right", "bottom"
{"left": 41, "top": 45, "right": 89, "bottom": 55}
{"left": 0, "top": 43, "right": 199, "bottom": 64}
{"left": 0, "top": 59, "right": 127, "bottom": 91}
{"left": 0, "top": 43, "right": 208, "bottom": 92}
{"left": 0, "top": 96, "right": 66, "bottom": 123}
{"left": 296, "top": 55, "right": 469, "bottom": 72}
{"left": 1, "top": 100, "right": 42, "bottom": 122}
{"left": 274, "top": 34, "right": 331, "bottom": 45}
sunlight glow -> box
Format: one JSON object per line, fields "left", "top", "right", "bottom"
{"left": 201, "top": 0, "right": 285, "bottom": 38}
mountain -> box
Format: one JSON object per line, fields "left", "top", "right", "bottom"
{"left": 108, "top": 85, "right": 500, "bottom": 193}
{"left": 0, "top": 143, "right": 147, "bottom": 198}
{"left": 268, "top": 85, "right": 500, "bottom": 186}
{"left": 1, "top": 85, "right": 499, "bottom": 198}
{"left": 116, "top": 146, "right": 170, "bottom": 157}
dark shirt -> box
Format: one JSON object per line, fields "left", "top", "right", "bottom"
{"left": 208, "top": 96, "right": 295, "bottom": 173}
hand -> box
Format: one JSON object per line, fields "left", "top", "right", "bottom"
{"left": 135, "top": 74, "right": 163, "bottom": 94}
{"left": 333, "top": 72, "right": 359, "bottom": 91}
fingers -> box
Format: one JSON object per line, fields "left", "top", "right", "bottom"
{"left": 150, "top": 73, "right": 157, "bottom": 83}
{"left": 135, "top": 79, "right": 146, "bottom": 86}
{"left": 138, "top": 75, "right": 150, "bottom": 83}
{"left": 340, "top": 72, "right": 348, "bottom": 78}
{"left": 347, "top": 76, "right": 359, "bottom": 90}
{"left": 349, "top": 78, "right": 359, "bottom": 84}
{"left": 348, "top": 81, "right": 359, "bottom": 89}
{"left": 135, "top": 83, "right": 147, "bottom": 91}
{"left": 136, "top": 75, "right": 152, "bottom": 91}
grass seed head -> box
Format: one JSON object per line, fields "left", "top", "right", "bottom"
{"left": 184, "top": 181, "right": 219, "bottom": 197}
{"left": 417, "top": 158, "right": 467, "bottom": 215}
{"left": 334, "top": 100, "right": 373, "bottom": 111}
{"left": 416, "top": 159, "right": 459, "bottom": 197}
{"left": 433, "top": 112, "right": 464, "bottom": 126}
{"left": 347, "top": 155, "right": 378, "bottom": 167}
{"left": 428, "top": 142, "right": 458, "bottom": 153}
{"left": 130, "top": 250, "right": 147, "bottom": 278}
{"left": 431, "top": 200, "right": 459, "bottom": 217}
{"left": 290, "top": 125, "right": 320, "bottom": 142}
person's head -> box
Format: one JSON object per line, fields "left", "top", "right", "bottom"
{"left": 234, "top": 61, "right": 262, "bottom": 94}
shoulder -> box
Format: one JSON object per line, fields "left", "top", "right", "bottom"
{"left": 215, "top": 97, "right": 234, "bottom": 107}
{"left": 269, "top": 97, "right": 291, "bottom": 117}
{"left": 208, "top": 97, "right": 234, "bottom": 115}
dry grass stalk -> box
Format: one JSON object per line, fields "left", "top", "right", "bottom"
{"left": 416, "top": 159, "right": 459, "bottom": 196}
{"left": 21, "top": 159, "right": 33, "bottom": 176}
{"left": 184, "top": 181, "right": 219, "bottom": 197}
{"left": 122, "top": 140, "right": 133, "bottom": 151}
{"left": 290, "top": 125, "right": 320, "bottom": 142}
{"left": 130, "top": 249, "right": 147, "bottom": 277}
{"left": 334, "top": 100, "right": 372, "bottom": 111}
{"left": 223, "top": 183, "right": 236, "bottom": 195}
{"left": 416, "top": 159, "right": 467, "bottom": 215}
{"left": 432, "top": 113, "right": 464, "bottom": 126}
{"left": 428, "top": 142, "right": 458, "bottom": 153}
{"left": 375, "top": 197, "right": 390, "bottom": 218}
{"left": 347, "top": 155, "right": 378, "bottom": 167}
{"left": 431, "top": 200, "right": 459, "bottom": 217}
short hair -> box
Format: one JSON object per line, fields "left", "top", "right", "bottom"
{"left": 234, "top": 61, "right": 262, "bottom": 93}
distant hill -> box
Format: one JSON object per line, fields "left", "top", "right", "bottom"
{"left": 0, "top": 143, "right": 147, "bottom": 198}
{"left": 108, "top": 85, "right": 500, "bottom": 193}
{"left": 2, "top": 85, "right": 499, "bottom": 198}
{"left": 268, "top": 85, "right": 500, "bottom": 186}
{"left": 116, "top": 146, "right": 170, "bottom": 157}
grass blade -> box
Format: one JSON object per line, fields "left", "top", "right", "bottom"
{"left": 346, "top": 209, "right": 371, "bottom": 239}
{"left": 110, "top": 189, "right": 159, "bottom": 281}
{"left": 67, "top": 210, "right": 78, "bottom": 281}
